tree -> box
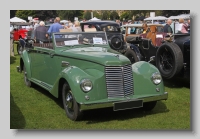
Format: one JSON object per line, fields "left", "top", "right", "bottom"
{"left": 161, "top": 10, "right": 190, "bottom": 17}
{"left": 57, "top": 10, "right": 84, "bottom": 21}
{"left": 10, "top": 10, "right": 17, "bottom": 18}
{"left": 15, "top": 10, "right": 59, "bottom": 21}
{"left": 120, "top": 11, "right": 130, "bottom": 21}
{"left": 15, "top": 10, "right": 36, "bottom": 21}
{"left": 34, "top": 10, "right": 58, "bottom": 21}
{"left": 110, "top": 10, "right": 119, "bottom": 20}
{"left": 83, "top": 10, "right": 92, "bottom": 20}
{"left": 101, "top": 10, "right": 110, "bottom": 20}
{"left": 93, "top": 11, "right": 101, "bottom": 19}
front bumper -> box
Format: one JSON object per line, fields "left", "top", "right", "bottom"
{"left": 79, "top": 92, "right": 168, "bottom": 111}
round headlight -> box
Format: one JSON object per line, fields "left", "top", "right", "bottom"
{"left": 80, "top": 79, "right": 93, "bottom": 92}
{"left": 151, "top": 72, "right": 162, "bottom": 85}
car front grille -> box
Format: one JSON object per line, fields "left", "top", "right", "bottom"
{"left": 105, "top": 64, "right": 133, "bottom": 98}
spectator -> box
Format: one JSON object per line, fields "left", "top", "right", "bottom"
{"left": 187, "top": 19, "right": 190, "bottom": 33}
{"left": 34, "top": 21, "right": 48, "bottom": 43}
{"left": 10, "top": 23, "right": 14, "bottom": 57}
{"left": 142, "top": 23, "right": 148, "bottom": 34}
{"left": 47, "top": 17, "right": 63, "bottom": 38}
{"left": 73, "top": 21, "right": 82, "bottom": 32}
{"left": 163, "top": 19, "right": 173, "bottom": 34}
{"left": 178, "top": 18, "right": 188, "bottom": 33}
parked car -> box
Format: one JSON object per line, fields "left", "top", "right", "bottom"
{"left": 16, "top": 31, "right": 168, "bottom": 121}
{"left": 124, "top": 24, "right": 190, "bottom": 79}
{"left": 11, "top": 22, "right": 33, "bottom": 55}
{"left": 80, "top": 21, "right": 138, "bottom": 62}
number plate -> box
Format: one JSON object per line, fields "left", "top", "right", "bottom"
{"left": 113, "top": 100, "right": 143, "bottom": 111}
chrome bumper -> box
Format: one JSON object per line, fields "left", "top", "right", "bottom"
{"left": 80, "top": 92, "right": 168, "bottom": 111}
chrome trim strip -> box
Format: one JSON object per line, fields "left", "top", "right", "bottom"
{"left": 79, "top": 92, "right": 168, "bottom": 111}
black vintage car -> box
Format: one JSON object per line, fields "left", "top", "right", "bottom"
{"left": 124, "top": 24, "right": 190, "bottom": 79}
{"left": 80, "top": 21, "right": 137, "bottom": 59}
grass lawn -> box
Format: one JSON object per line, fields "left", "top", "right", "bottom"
{"left": 10, "top": 44, "right": 190, "bottom": 130}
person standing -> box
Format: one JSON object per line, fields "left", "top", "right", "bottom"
{"left": 178, "top": 18, "right": 188, "bottom": 33}
{"left": 10, "top": 23, "right": 14, "bottom": 57}
{"left": 163, "top": 19, "right": 173, "bottom": 34}
{"left": 73, "top": 21, "right": 82, "bottom": 32}
{"left": 34, "top": 21, "right": 48, "bottom": 43}
{"left": 47, "top": 17, "right": 63, "bottom": 38}
{"left": 187, "top": 19, "right": 190, "bottom": 33}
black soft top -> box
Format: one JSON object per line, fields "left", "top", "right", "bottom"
{"left": 80, "top": 20, "right": 120, "bottom": 27}
{"left": 10, "top": 22, "right": 32, "bottom": 26}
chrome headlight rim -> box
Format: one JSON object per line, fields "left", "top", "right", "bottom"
{"left": 80, "top": 79, "right": 93, "bottom": 92}
{"left": 151, "top": 72, "right": 162, "bottom": 85}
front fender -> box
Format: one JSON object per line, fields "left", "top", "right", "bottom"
{"left": 129, "top": 43, "right": 142, "bottom": 61}
{"left": 132, "top": 61, "right": 165, "bottom": 96}
{"left": 50, "top": 66, "right": 106, "bottom": 103}
{"left": 20, "top": 50, "right": 31, "bottom": 78}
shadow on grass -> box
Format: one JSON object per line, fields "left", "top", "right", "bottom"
{"left": 163, "top": 77, "right": 190, "bottom": 89}
{"left": 81, "top": 101, "right": 169, "bottom": 124}
{"left": 10, "top": 56, "right": 16, "bottom": 64}
{"left": 10, "top": 93, "right": 26, "bottom": 129}
{"left": 28, "top": 83, "right": 169, "bottom": 123}
{"left": 31, "top": 83, "right": 63, "bottom": 109}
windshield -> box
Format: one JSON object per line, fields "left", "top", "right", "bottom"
{"left": 53, "top": 32, "right": 108, "bottom": 47}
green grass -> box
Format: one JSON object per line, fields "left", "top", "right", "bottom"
{"left": 10, "top": 44, "right": 190, "bottom": 130}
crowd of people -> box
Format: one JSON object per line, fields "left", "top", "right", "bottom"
{"left": 10, "top": 16, "right": 190, "bottom": 57}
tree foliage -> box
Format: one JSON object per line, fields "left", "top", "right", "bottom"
{"left": 93, "top": 11, "right": 101, "bottom": 19}
{"left": 57, "top": 10, "right": 84, "bottom": 21}
{"left": 10, "top": 10, "right": 17, "bottom": 18}
{"left": 120, "top": 11, "right": 130, "bottom": 21}
{"left": 109, "top": 10, "right": 119, "bottom": 20}
{"left": 83, "top": 11, "right": 92, "bottom": 20}
{"left": 101, "top": 10, "right": 110, "bottom": 20}
{"left": 15, "top": 10, "right": 36, "bottom": 21}
{"left": 161, "top": 10, "right": 190, "bottom": 17}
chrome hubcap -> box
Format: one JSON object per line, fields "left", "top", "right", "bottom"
{"left": 66, "top": 92, "right": 73, "bottom": 109}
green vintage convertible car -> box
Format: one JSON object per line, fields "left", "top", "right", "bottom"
{"left": 16, "top": 32, "right": 168, "bottom": 121}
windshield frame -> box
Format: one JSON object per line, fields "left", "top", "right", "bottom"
{"left": 52, "top": 31, "right": 109, "bottom": 48}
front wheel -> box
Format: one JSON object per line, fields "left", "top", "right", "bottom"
{"left": 62, "top": 82, "right": 82, "bottom": 121}
{"left": 124, "top": 48, "right": 139, "bottom": 64}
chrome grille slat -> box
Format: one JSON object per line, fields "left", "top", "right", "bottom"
{"left": 105, "top": 65, "right": 133, "bottom": 98}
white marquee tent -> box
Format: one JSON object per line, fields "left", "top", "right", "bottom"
{"left": 144, "top": 16, "right": 168, "bottom": 23}
{"left": 10, "top": 17, "right": 26, "bottom": 23}
{"left": 89, "top": 17, "right": 101, "bottom": 21}
{"left": 168, "top": 14, "right": 190, "bottom": 20}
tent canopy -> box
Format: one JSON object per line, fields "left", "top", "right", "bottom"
{"left": 168, "top": 14, "right": 190, "bottom": 20}
{"left": 89, "top": 17, "right": 101, "bottom": 21}
{"left": 144, "top": 16, "right": 167, "bottom": 21}
{"left": 10, "top": 17, "right": 26, "bottom": 23}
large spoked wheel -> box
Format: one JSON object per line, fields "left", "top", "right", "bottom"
{"left": 142, "top": 101, "right": 157, "bottom": 111}
{"left": 109, "top": 36, "right": 123, "bottom": 50}
{"left": 62, "top": 83, "right": 82, "bottom": 121}
{"left": 23, "top": 65, "right": 32, "bottom": 87}
{"left": 124, "top": 48, "right": 139, "bottom": 64}
{"left": 156, "top": 42, "right": 183, "bottom": 79}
